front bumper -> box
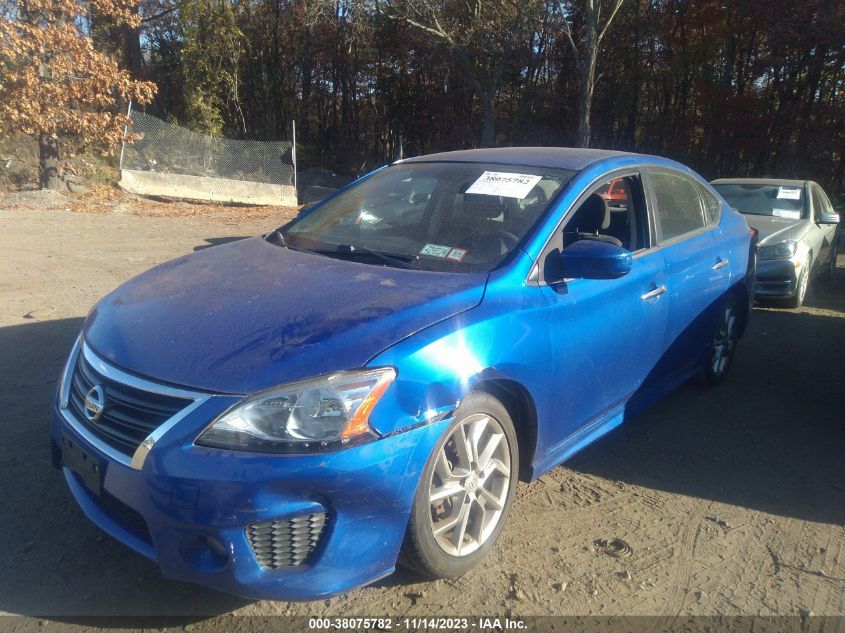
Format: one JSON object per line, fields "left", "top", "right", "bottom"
{"left": 754, "top": 257, "right": 801, "bottom": 298}
{"left": 51, "top": 399, "right": 450, "bottom": 601}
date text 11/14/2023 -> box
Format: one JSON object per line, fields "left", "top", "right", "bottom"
{"left": 307, "top": 617, "right": 527, "bottom": 630}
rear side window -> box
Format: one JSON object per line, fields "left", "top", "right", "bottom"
{"left": 696, "top": 183, "right": 722, "bottom": 225}
{"left": 650, "top": 171, "right": 707, "bottom": 241}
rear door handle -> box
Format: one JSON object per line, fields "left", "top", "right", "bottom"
{"left": 641, "top": 285, "right": 667, "bottom": 301}
{"left": 712, "top": 258, "right": 729, "bottom": 271}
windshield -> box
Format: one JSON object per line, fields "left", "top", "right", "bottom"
{"left": 280, "top": 162, "right": 575, "bottom": 272}
{"left": 712, "top": 183, "right": 807, "bottom": 220}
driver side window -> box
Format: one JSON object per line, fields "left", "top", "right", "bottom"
{"left": 563, "top": 174, "right": 648, "bottom": 252}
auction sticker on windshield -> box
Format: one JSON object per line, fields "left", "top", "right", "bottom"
{"left": 777, "top": 187, "right": 802, "bottom": 200}
{"left": 466, "top": 171, "right": 542, "bottom": 199}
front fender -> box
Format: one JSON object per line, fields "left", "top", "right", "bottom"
{"left": 365, "top": 260, "right": 553, "bottom": 464}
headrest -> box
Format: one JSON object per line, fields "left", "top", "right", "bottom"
{"left": 577, "top": 193, "right": 611, "bottom": 232}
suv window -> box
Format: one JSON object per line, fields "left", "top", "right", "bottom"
{"left": 651, "top": 171, "right": 707, "bottom": 241}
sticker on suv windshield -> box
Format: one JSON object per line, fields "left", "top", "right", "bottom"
{"left": 420, "top": 243, "right": 452, "bottom": 257}
{"left": 772, "top": 208, "right": 801, "bottom": 219}
{"left": 466, "top": 171, "right": 543, "bottom": 199}
{"left": 776, "top": 187, "right": 802, "bottom": 200}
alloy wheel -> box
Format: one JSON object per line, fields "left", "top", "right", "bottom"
{"left": 711, "top": 304, "right": 737, "bottom": 376}
{"left": 428, "top": 413, "right": 511, "bottom": 557}
{"left": 796, "top": 264, "right": 809, "bottom": 305}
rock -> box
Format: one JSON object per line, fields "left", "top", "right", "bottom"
{"left": 616, "top": 570, "right": 632, "bottom": 581}
{"left": 552, "top": 581, "right": 567, "bottom": 592}
{"left": 22, "top": 307, "right": 56, "bottom": 320}
{"left": 405, "top": 590, "right": 425, "bottom": 604}
{"left": 551, "top": 546, "right": 560, "bottom": 553}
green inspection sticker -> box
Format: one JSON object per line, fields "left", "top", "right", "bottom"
{"left": 420, "top": 243, "right": 452, "bottom": 257}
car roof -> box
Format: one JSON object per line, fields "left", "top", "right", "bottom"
{"left": 399, "top": 147, "right": 640, "bottom": 171}
{"left": 711, "top": 178, "right": 810, "bottom": 187}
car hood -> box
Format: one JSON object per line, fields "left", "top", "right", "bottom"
{"left": 83, "top": 237, "right": 486, "bottom": 394}
{"left": 743, "top": 214, "right": 809, "bottom": 245}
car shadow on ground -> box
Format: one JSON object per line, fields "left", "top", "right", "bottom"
{"left": 567, "top": 281, "right": 845, "bottom": 527}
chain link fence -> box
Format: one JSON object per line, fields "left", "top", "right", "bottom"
{"left": 119, "top": 110, "right": 297, "bottom": 206}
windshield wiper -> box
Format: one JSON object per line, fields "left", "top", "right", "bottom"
{"left": 321, "top": 244, "right": 420, "bottom": 269}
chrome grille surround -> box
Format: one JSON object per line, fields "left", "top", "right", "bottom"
{"left": 59, "top": 338, "right": 211, "bottom": 470}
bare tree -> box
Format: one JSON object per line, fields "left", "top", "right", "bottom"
{"left": 559, "top": 0, "right": 626, "bottom": 147}
{"left": 393, "top": 0, "right": 538, "bottom": 147}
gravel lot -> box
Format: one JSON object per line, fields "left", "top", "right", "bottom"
{"left": 0, "top": 205, "right": 843, "bottom": 625}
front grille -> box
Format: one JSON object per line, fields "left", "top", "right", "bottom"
{"left": 246, "top": 512, "right": 328, "bottom": 569}
{"left": 67, "top": 350, "right": 193, "bottom": 457}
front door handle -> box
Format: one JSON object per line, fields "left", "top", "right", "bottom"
{"left": 712, "top": 258, "right": 729, "bottom": 271}
{"left": 641, "top": 285, "right": 667, "bottom": 301}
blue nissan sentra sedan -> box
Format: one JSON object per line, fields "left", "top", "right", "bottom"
{"left": 52, "top": 148, "right": 755, "bottom": 600}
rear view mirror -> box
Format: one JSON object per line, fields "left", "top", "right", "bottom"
{"left": 560, "top": 239, "right": 633, "bottom": 280}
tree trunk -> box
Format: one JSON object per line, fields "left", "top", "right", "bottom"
{"left": 122, "top": 24, "right": 143, "bottom": 77}
{"left": 576, "top": 54, "right": 597, "bottom": 148}
{"left": 575, "top": 2, "right": 600, "bottom": 149}
{"left": 39, "top": 134, "right": 63, "bottom": 190}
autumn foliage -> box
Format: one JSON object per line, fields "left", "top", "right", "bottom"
{"left": 0, "top": 0, "right": 156, "bottom": 189}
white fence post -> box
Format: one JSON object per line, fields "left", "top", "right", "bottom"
{"left": 292, "top": 119, "right": 298, "bottom": 203}
{"left": 118, "top": 100, "right": 133, "bottom": 171}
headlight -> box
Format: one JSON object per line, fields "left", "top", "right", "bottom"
{"left": 196, "top": 368, "right": 395, "bottom": 453}
{"left": 758, "top": 240, "right": 798, "bottom": 260}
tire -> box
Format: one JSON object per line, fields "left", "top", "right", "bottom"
{"left": 700, "top": 293, "right": 740, "bottom": 386}
{"left": 400, "top": 391, "right": 519, "bottom": 578}
{"left": 789, "top": 255, "right": 810, "bottom": 308}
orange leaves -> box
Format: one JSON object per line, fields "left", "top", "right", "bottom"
{"left": 15, "top": 0, "right": 141, "bottom": 28}
{"left": 0, "top": 1, "right": 155, "bottom": 160}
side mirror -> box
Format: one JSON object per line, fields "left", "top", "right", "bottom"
{"left": 819, "top": 211, "right": 840, "bottom": 225}
{"left": 560, "top": 238, "right": 633, "bottom": 280}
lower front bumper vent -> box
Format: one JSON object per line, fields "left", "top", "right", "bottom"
{"left": 246, "top": 512, "right": 327, "bottom": 569}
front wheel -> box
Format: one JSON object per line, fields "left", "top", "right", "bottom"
{"left": 789, "top": 256, "right": 810, "bottom": 308}
{"left": 400, "top": 392, "right": 519, "bottom": 578}
{"left": 700, "top": 294, "right": 740, "bottom": 386}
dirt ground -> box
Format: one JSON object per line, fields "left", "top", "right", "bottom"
{"left": 0, "top": 197, "right": 843, "bottom": 626}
